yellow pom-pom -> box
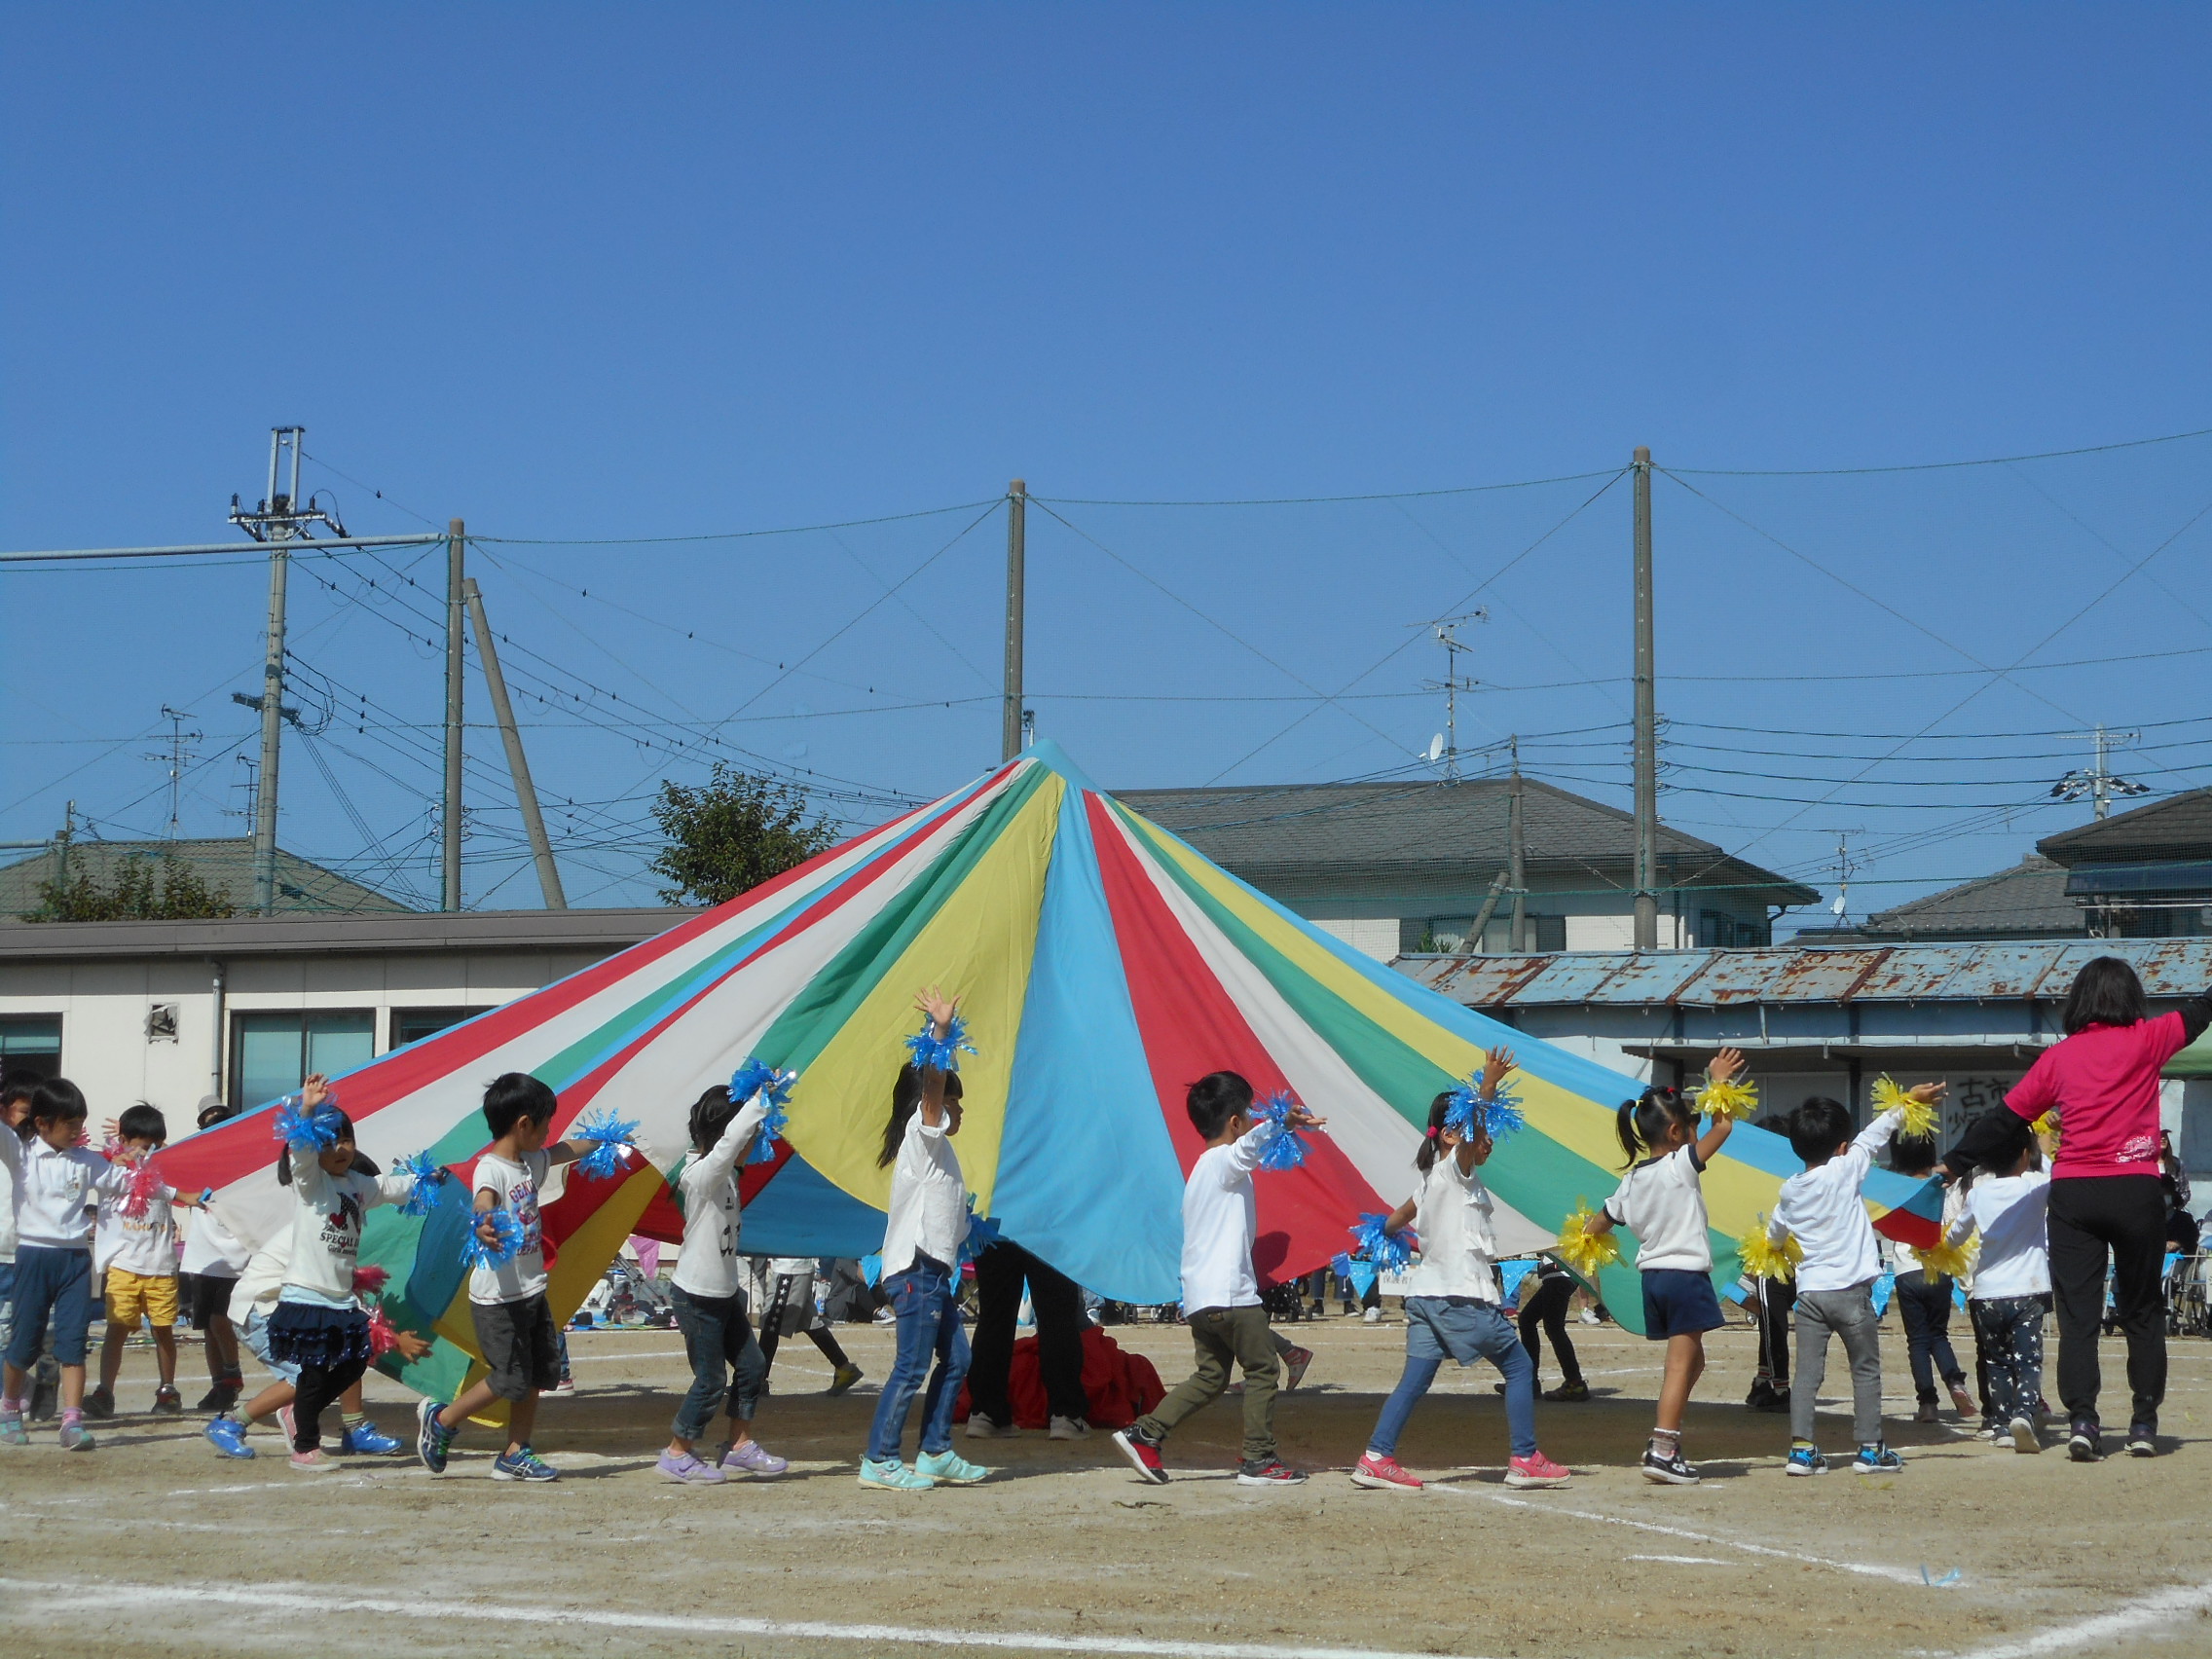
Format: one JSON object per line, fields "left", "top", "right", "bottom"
{"left": 1872, "top": 1074, "right": 1939, "bottom": 1140}
{"left": 1915, "top": 1235, "right": 1977, "bottom": 1285}
{"left": 1555, "top": 1202, "right": 1621, "bottom": 1281}
{"left": 1738, "top": 1219, "right": 1801, "bottom": 1281}
{"left": 1697, "top": 1076, "right": 1759, "bottom": 1122}
{"left": 2033, "top": 1110, "right": 2060, "bottom": 1149}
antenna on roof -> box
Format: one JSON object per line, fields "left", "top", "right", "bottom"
{"left": 1420, "top": 609, "right": 1487, "bottom": 779}
{"left": 2051, "top": 725, "right": 2150, "bottom": 820}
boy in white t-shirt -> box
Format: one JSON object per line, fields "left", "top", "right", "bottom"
{"left": 1945, "top": 1133, "right": 2052, "bottom": 1453}
{"left": 89, "top": 1103, "right": 206, "bottom": 1419}
{"left": 1112, "top": 1072, "right": 1323, "bottom": 1489}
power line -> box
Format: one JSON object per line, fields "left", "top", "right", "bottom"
{"left": 1669, "top": 422, "right": 2212, "bottom": 477}
{"left": 1029, "top": 468, "right": 1624, "bottom": 508}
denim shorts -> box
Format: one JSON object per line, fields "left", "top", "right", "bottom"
{"left": 240, "top": 1305, "right": 302, "bottom": 1386}
{"left": 1641, "top": 1268, "right": 1724, "bottom": 1340}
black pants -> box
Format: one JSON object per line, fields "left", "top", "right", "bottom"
{"left": 1518, "top": 1274, "right": 1583, "bottom": 1385}
{"left": 756, "top": 1273, "right": 853, "bottom": 1374}
{"left": 967, "top": 1242, "right": 1088, "bottom": 1425}
{"left": 2049, "top": 1174, "right": 2167, "bottom": 1425}
{"left": 294, "top": 1354, "right": 369, "bottom": 1454}
{"left": 1755, "top": 1277, "right": 1795, "bottom": 1384}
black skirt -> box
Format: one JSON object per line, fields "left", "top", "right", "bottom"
{"left": 266, "top": 1300, "right": 372, "bottom": 1367}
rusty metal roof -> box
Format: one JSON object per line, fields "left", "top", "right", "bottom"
{"left": 1395, "top": 938, "right": 2212, "bottom": 1007}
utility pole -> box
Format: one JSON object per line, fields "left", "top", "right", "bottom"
{"left": 1631, "top": 446, "right": 1660, "bottom": 950}
{"left": 463, "top": 577, "right": 568, "bottom": 909}
{"left": 229, "top": 427, "right": 340, "bottom": 915}
{"left": 443, "top": 519, "right": 465, "bottom": 911}
{"left": 1002, "top": 482, "right": 1026, "bottom": 762}
{"left": 2053, "top": 724, "right": 2148, "bottom": 820}
{"left": 1421, "top": 610, "right": 1488, "bottom": 780}
{"left": 147, "top": 706, "right": 202, "bottom": 839}
{"left": 1507, "top": 735, "right": 1528, "bottom": 951}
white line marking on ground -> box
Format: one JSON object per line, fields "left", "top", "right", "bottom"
{"left": 1624, "top": 1554, "right": 1729, "bottom": 1566}
{"left": 1960, "top": 1579, "right": 2212, "bottom": 1658}
{"left": 1435, "top": 1487, "right": 1928, "bottom": 1584}
{"left": 0, "top": 1578, "right": 1505, "bottom": 1659}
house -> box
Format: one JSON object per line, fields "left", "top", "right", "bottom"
{"left": 1120, "top": 776, "right": 1818, "bottom": 961}
{"left": 0, "top": 837, "right": 413, "bottom": 919}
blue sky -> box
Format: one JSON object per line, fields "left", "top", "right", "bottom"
{"left": 6, "top": 6, "right": 2210, "bottom": 918}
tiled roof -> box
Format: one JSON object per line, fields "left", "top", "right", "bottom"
{"left": 0, "top": 838, "right": 413, "bottom": 917}
{"left": 2039, "top": 789, "right": 2212, "bottom": 866}
{"left": 1859, "top": 855, "right": 2084, "bottom": 939}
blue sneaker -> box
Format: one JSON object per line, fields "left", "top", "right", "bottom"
{"left": 416, "top": 1397, "right": 454, "bottom": 1475}
{"left": 492, "top": 1445, "right": 560, "bottom": 1482}
{"left": 1785, "top": 1443, "right": 1828, "bottom": 1477}
{"left": 916, "top": 1448, "right": 990, "bottom": 1486}
{"left": 858, "top": 1456, "right": 935, "bottom": 1491}
{"left": 1852, "top": 1443, "right": 1904, "bottom": 1474}
{"left": 203, "top": 1415, "right": 256, "bottom": 1459}
{"left": 341, "top": 1419, "right": 403, "bottom": 1456}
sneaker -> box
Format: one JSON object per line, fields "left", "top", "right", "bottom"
{"left": 84, "top": 1384, "right": 115, "bottom": 1420}
{"left": 1111, "top": 1427, "right": 1168, "bottom": 1485}
{"left": 719, "top": 1440, "right": 789, "bottom": 1476}
{"left": 1745, "top": 1379, "right": 1778, "bottom": 1410}
{"left": 965, "top": 1414, "right": 1016, "bottom": 1439}
{"left": 1236, "top": 1457, "right": 1308, "bottom": 1486}
{"left": 2127, "top": 1419, "right": 2158, "bottom": 1457}
{"left": 657, "top": 1449, "right": 726, "bottom": 1485}
{"left": 1049, "top": 1416, "right": 1091, "bottom": 1441}
{"left": 1506, "top": 1451, "right": 1572, "bottom": 1489}
{"left": 29, "top": 1357, "right": 58, "bottom": 1421}
{"left": 1350, "top": 1451, "right": 1422, "bottom": 1492}
{"left": 1577, "top": 1308, "right": 1602, "bottom": 1326}
{"left": 918, "top": 1449, "right": 989, "bottom": 1485}
{"left": 57, "top": 1417, "right": 94, "bottom": 1453}
{"left": 492, "top": 1446, "right": 560, "bottom": 1482}
{"left": 341, "top": 1420, "right": 403, "bottom": 1456}
{"left": 1913, "top": 1400, "right": 1940, "bottom": 1424}
{"left": 550, "top": 1377, "right": 576, "bottom": 1396}
{"left": 203, "top": 1415, "right": 255, "bottom": 1459}
{"left": 1947, "top": 1382, "right": 1976, "bottom": 1417}
{"left": 278, "top": 1404, "right": 304, "bottom": 1451}
{"left": 1282, "top": 1346, "right": 1313, "bottom": 1390}
{"left": 1755, "top": 1387, "right": 1792, "bottom": 1415}
{"left": 0, "top": 1410, "right": 26, "bottom": 1448}
{"left": 152, "top": 1384, "right": 184, "bottom": 1416}
{"left": 1362, "top": 1307, "right": 1382, "bottom": 1324}
{"left": 195, "top": 1382, "right": 240, "bottom": 1414}
{"left": 416, "top": 1398, "right": 454, "bottom": 1475}
{"left": 1640, "top": 1447, "right": 1699, "bottom": 1485}
{"left": 2068, "top": 1420, "right": 2105, "bottom": 1462}
{"left": 1786, "top": 1444, "right": 1829, "bottom": 1477}
{"left": 288, "top": 1449, "right": 340, "bottom": 1473}
{"left": 871, "top": 1307, "right": 897, "bottom": 1326}
{"left": 1543, "top": 1380, "right": 1591, "bottom": 1403}
{"left": 858, "top": 1456, "right": 935, "bottom": 1491}
{"left": 828, "top": 1362, "right": 864, "bottom": 1396}
{"left": 1852, "top": 1443, "right": 1905, "bottom": 1474}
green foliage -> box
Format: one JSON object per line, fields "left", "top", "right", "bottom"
{"left": 649, "top": 762, "right": 839, "bottom": 906}
{"left": 27, "top": 852, "right": 239, "bottom": 922}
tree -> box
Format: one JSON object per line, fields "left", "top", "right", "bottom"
{"left": 27, "top": 852, "right": 239, "bottom": 922}
{"left": 649, "top": 763, "right": 839, "bottom": 906}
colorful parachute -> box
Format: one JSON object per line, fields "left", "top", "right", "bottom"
{"left": 159, "top": 739, "right": 1940, "bottom": 1401}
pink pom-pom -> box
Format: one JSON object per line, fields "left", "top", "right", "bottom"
{"left": 119, "top": 1159, "right": 166, "bottom": 1220}
{"left": 352, "top": 1265, "right": 390, "bottom": 1295}
{"left": 366, "top": 1309, "right": 400, "bottom": 1357}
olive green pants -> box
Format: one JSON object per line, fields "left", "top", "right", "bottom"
{"left": 1135, "top": 1304, "right": 1279, "bottom": 1463}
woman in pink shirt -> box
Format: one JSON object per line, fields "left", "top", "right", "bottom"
{"left": 1947, "top": 957, "right": 2210, "bottom": 1462}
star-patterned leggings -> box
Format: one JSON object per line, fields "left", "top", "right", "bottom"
{"left": 1970, "top": 1294, "right": 2047, "bottom": 1426}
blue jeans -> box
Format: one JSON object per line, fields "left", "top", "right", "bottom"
{"left": 670, "top": 1283, "right": 766, "bottom": 1441}
{"left": 1895, "top": 1272, "right": 1966, "bottom": 1402}
{"left": 0, "top": 1261, "right": 14, "bottom": 1365}
{"left": 866, "top": 1260, "right": 969, "bottom": 1462}
{"left": 1368, "top": 1295, "right": 1535, "bottom": 1459}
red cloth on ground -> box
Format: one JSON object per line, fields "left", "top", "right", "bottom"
{"left": 954, "top": 1325, "right": 1166, "bottom": 1430}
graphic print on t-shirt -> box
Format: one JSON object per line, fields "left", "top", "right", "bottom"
{"left": 320, "top": 1189, "right": 365, "bottom": 1259}
{"left": 505, "top": 1175, "right": 543, "bottom": 1255}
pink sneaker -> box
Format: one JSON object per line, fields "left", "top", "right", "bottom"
{"left": 1350, "top": 1452, "right": 1422, "bottom": 1492}
{"left": 1506, "top": 1451, "right": 1571, "bottom": 1489}
{"left": 1282, "top": 1346, "right": 1314, "bottom": 1391}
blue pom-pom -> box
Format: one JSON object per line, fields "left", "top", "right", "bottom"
{"left": 728, "top": 1055, "right": 777, "bottom": 1105}
{"left": 1254, "top": 1090, "right": 1309, "bottom": 1170}
{"left": 904, "top": 1014, "right": 977, "bottom": 1074}
{"left": 273, "top": 1096, "right": 344, "bottom": 1152}
{"left": 958, "top": 1195, "right": 1003, "bottom": 1267}
{"left": 396, "top": 1150, "right": 447, "bottom": 1218}
{"left": 1350, "top": 1212, "right": 1416, "bottom": 1275}
{"left": 1482, "top": 1081, "right": 1527, "bottom": 1139}
{"left": 570, "top": 1107, "right": 638, "bottom": 1181}
{"left": 1443, "top": 1074, "right": 1527, "bottom": 1140}
{"left": 461, "top": 1207, "right": 526, "bottom": 1271}
{"left": 729, "top": 1056, "right": 797, "bottom": 1165}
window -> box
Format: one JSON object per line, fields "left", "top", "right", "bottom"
{"left": 0, "top": 1014, "right": 61, "bottom": 1086}
{"left": 1530, "top": 914, "right": 1567, "bottom": 953}
{"left": 231, "top": 1011, "right": 375, "bottom": 1111}
{"left": 390, "top": 1007, "right": 493, "bottom": 1050}
{"left": 1698, "top": 910, "right": 1733, "bottom": 947}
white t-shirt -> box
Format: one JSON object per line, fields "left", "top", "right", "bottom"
{"left": 1178, "top": 1120, "right": 1279, "bottom": 1312}
{"left": 1400, "top": 1152, "right": 1500, "bottom": 1302}
{"left": 1604, "top": 1144, "right": 1713, "bottom": 1274}
{"left": 234, "top": 1234, "right": 292, "bottom": 1316}
{"left": 15, "top": 1140, "right": 129, "bottom": 1251}
{"left": 94, "top": 1176, "right": 179, "bottom": 1277}
{"left": 1770, "top": 1109, "right": 1901, "bottom": 1294}
{"left": 672, "top": 1099, "right": 769, "bottom": 1300}
{"left": 1949, "top": 1170, "right": 2052, "bottom": 1301}
{"left": 0, "top": 1125, "right": 21, "bottom": 1262}
{"left": 879, "top": 1115, "right": 968, "bottom": 1280}
{"left": 282, "top": 1147, "right": 415, "bottom": 1303}
{"left": 180, "top": 1205, "right": 249, "bottom": 1279}
{"left": 469, "top": 1149, "right": 552, "bottom": 1307}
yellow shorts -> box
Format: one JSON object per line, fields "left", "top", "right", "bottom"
{"left": 105, "top": 1269, "right": 180, "bottom": 1328}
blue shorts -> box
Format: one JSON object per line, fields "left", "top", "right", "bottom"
{"left": 4, "top": 1245, "right": 93, "bottom": 1370}
{"left": 240, "top": 1306, "right": 302, "bottom": 1386}
{"left": 1641, "top": 1269, "right": 1724, "bottom": 1341}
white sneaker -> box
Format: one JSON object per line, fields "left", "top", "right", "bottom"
{"left": 1577, "top": 1309, "right": 1602, "bottom": 1325}
{"left": 1362, "top": 1307, "right": 1382, "bottom": 1324}
{"left": 1049, "top": 1416, "right": 1091, "bottom": 1441}
{"left": 965, "top": 1414, "right": 1015, "bottom": 1439}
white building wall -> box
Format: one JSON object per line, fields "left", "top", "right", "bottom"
{"left": 1309, "top": 916, "right": 1403, "bottom": 962}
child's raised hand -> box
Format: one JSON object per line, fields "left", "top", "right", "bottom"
{"left": 1481, "top": 1046, "right": 1517, "bottom": 1095}
{"left": 388, "top": 1327, "right": 434, "bottom": 1362}
{"left": 301, "top": 1074, "right": 332, "bottom": 1109}
{"left": 474, "top": 1213, "right": 503, "bottom": 1246}
{"left": 1907, "top": 1081, "right": 1947, "bottom": 1105}
{"left": 1283, "top": 1103, "right": 1327, "bottom": 1132}
{"left": 914, "top": 986, "right": 960, "bottom": 1037}
{"left": 1708, "top": 1048, "right": 1746, "bottom": 1086}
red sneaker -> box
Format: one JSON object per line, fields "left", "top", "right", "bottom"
{"left": 1350, "top": 1452, "right": 1422, "bottom": 1492}
{"left": 1283, "top": 1346, "right": 1314, "bottom": 1390}
{"left": 1236, "top": 1457, "right": 1308, "bottom": 1487}
{"left": 1506, "top": 1451, "right": 1571, "bottom": 1489}
{"left": 1111, "top": 1428, "right": 1168, "bottom": 1485}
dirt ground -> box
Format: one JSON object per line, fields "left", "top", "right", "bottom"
{"left": 5, "top": 1306, "right": 2210, "bottom": 1659}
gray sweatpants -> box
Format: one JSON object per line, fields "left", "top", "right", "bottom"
{"left": 1792, "top": 1282, "right": 1884, "bottom": 1446}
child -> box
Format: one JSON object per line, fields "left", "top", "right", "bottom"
{"left": 861, "top": 988, "right": 990, "bottom": 1492}
{"left": 1112, "top": 1070, "right": 1324, "bottom": 1488}
{"left": 416, "top": 1072, "right": 605, "bottom": 1482}
{"left": 659, "top": 1078, "right": 789, "bottom": 1485}
{"left": 1766, "top": 1083, "right": 1943, "bottom": 1476}
{"left": 88, "top": 1103, "right": 207, "bottom": 1418}
{"left": 0, "top": 1078, "right": 29, "bottom": 1371}
{"left": 754, "top": 1257, "right": 864, "bottom": 1396}
{"left": 1887, "top": 1133, "right": 1975, "bottom": 1424}
{"left": 1518, "top": 1257, "right": 1590, "bottom": 1402}
{"left": 0, "top": 1079, "right": 135, "bottom": 1450}
{"left": 1352, "top": 1048, "right": 1572, "bottom": 1493}
{"left": 1581, "top": 1050, "right": 1746, "bottom": 1485}
{"left": 1946, "top": 1130, "right": 2051, "bottom": 1454}
{"left": 182, "top": 1098, "right": 250, "bottom": 1411}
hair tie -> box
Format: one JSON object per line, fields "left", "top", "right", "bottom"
{"left": 1425, "top": 1125, "right": 1441, "bottom": 1139}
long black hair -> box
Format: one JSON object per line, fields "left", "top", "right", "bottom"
{"left": 1615, "top": 1085, "right": 1695, "bottom": 1169}
{"left": 688, "top": 1084, "right": 740, "bottom": 1155}
{"left": 2061, "top": 956, "right": 2150, "bottom": 1035}
{"left": 877, "top": 1062, "right": 964, "bottom": 1168}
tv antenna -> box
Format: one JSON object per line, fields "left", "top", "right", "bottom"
{"left": 1420, "top": 608, "right": 1488, "bottom": 779}
{"left": 2051, "top": 725, "right": 2150, "bottom": 820}
{"left": 144, "top": 706, "right": 203, "bottom": 838}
